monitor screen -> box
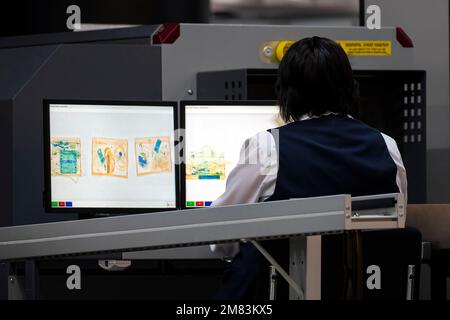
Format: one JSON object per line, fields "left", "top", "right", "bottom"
{"left": 44, "top": 100, "right": 178, "bottom": 213}
{"left": 182, "top": 101, "right": 281, "bottom": 208}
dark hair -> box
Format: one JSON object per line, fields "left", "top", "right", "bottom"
{"left": 276, "top": 36, "right": 359, "bottom": 122}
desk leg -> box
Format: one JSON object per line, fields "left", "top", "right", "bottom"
{"left": 290, "top": 235, "right": 322, "bottom": 300}
{"left": 0, "top": 263, "right": 26, "bottom": 300}
{"left": 25, "top": 261, "right": 39, "bottom": 300}
{"left": 0, "top": 263, "right": 8, "bottom": 300}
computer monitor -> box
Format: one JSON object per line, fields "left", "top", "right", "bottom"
{"left": 44, "top": 100, "right": 179, "bottom": 213}
{"left": 181, "top": 101, "right": 280, "bottom": 208}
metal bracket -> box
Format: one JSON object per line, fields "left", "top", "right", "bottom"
{"left": 250, "top": 235, "right": 322, "bottom": 301}
{"left": 250, "top": 240, "right": 305, "bottom": 300}
{"left": 290, "top": 236, "right": 322, "bottom": 300}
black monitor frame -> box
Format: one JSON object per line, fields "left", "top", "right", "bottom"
{"left": 43, "top": 99, "right": 180, "bottom": 214}
{"left": 180, "top": 100, "right": 279, "bottom": 209}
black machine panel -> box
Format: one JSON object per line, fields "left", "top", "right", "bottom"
{"left": 197, "top": 68, "right": 426, "bottom": 204}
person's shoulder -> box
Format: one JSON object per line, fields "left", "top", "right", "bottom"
{"left": 348, "top": 117, "right": 399, "bottom": 144}
{"left": 246, "top": 130, "right": 275, "bottom": 143}
{"left": 379, "top": 132, "right": 397, "bottom": 145}
{"left": 379, "top": 132, "right": 400, "bottom": 153}
{"left": 240, "top": 130, "right": 276, "bottom": 155}
{"left": 347, "top": 116, "right": 388, "bottom": 136}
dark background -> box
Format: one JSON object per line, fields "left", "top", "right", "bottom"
{"left": 0, "top": 0, "right": 210, "bottom": 37}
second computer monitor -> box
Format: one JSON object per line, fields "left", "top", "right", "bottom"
{"left": 181, "top": 101, "right": 281, "bottom": 208}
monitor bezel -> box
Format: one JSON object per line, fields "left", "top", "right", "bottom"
{"left": 180, "top": 100, "right": 279, "bottom": 210}
{"left": 43, "top": 99, "right": 180, "bottom": 214}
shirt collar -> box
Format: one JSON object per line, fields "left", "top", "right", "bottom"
{"left": 299, "top": 112, "right": 353, "bottom": 121}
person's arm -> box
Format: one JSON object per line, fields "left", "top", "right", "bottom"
{"left": 210, "top": 131, "right": 278, "bottom": 259}
{"left": 213, "top": 131, "right": 278, "bottom": 205}
{"left": 381, "top": 133, "right": 408, "bottom": 203}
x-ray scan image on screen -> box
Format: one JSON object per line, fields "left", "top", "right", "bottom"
{"left": 44, "top": 100, "right": 178, "bottom": 212}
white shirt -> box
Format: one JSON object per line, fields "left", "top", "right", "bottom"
{"left": 210, "top": 115, "right": 407, "bottom": 259}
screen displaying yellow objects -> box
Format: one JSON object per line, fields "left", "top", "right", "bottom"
{"left": 184, "top": 103, "right": 280, "bottom": 208}
{"left": 48, "top": 103, "right": 177, "bottom": 210}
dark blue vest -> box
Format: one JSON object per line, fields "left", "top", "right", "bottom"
{"left": 266, "top": 115, "right": 399, "bottom": 202}
{"left": 214, "top": 115, "right": 400, "bottom": 300}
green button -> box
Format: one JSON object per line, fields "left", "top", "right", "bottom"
{"left": 51, "top": 202, "right": 58, "bottom": 208}
{"left": 186, "top": 201, "right": 195, "bottom": 207}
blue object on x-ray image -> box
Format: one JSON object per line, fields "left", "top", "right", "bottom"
{"left": 154, "top": 139, "right": 162, "bottom": 152}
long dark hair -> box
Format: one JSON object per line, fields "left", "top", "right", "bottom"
{"left": 276, "top": 36, "right": 360, "bottom": 122}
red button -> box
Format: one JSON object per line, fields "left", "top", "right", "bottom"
{"left": 59, "top": 202, "right": 66, "bottom": 207}
{"left": 196, "top": 201, "right": 204, "bottom": 207}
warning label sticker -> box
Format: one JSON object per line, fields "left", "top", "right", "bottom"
{"left": 336, "top": 40, "right": 392, "bottom": 56}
